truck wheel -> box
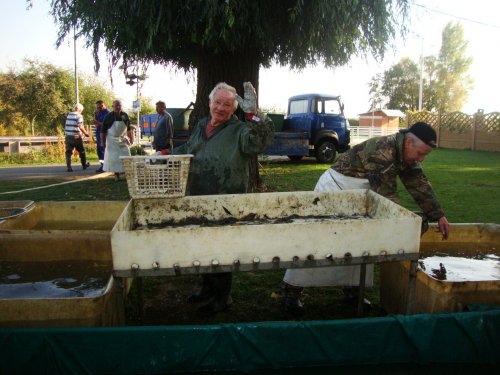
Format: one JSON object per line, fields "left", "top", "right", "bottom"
{"left": 315, "top": 140, "right": 337, "bottom": 163}
{"left": 288, "top": 155, "right": 303, "bottom": 161}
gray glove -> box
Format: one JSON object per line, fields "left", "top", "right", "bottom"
{"left": 235, "top": 82, "right": 257, "bottom": 113}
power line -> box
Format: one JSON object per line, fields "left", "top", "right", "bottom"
{"left": 414, "top": 3, "right": 500, "bottom": 29}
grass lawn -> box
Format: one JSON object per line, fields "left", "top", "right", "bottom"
{"left": 260, "top": 149, "right": 500, "bottom": 223}
{"left": 0, "top": 148, "right": 499, "bottom": 325}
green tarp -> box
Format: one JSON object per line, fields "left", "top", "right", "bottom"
{"left": 1, "top": 310, "right": 499, "bottom": 374}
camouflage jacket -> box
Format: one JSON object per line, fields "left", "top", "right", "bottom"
{"left": 332, "top": 131, "right": 445, "bottom": 220}
{"left": 175, "top": 112, "right": 274, "bottom": 196}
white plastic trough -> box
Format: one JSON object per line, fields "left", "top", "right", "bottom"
{"left": 111, "top": 190, "right": 422, "bottom": 277}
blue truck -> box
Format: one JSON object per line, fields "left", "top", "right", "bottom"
{"left": 140, "top": 93, "right": 350, "bottom": 163}
{"left": 266, "top": 93, "right": 350, "bottom": 163}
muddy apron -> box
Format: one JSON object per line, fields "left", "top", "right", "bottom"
{"left": 284, "top": 168, "right": 375, "bottom": 287}
{"left": 103, "top": 120, "right": 130, "bottom": 173}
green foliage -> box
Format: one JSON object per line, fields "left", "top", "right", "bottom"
{"left": 78, "top": 74, "right": 116, "bottom": 126}
{"left": 8, "top": 60, "right": 73, "bottom": 135}
{"left": 434, "top": 22, "right": 474, "bottom": 112}
{"left": 370, "top": 22, "right": 473, "bottom": 112}
{"left": 51, "top": 0, "right": 409, "bottom": 70}
{"left": 348, "top": 118, "right": 359, "bottom": 127}
{"left": 129, "top": 145, "right": 146, "bottom": 156}
{"left": 128, "top": 96, "right": 155, "bottom": 124}
{"left": 0, "top": 141, "right": 97, "bottom": 166}
{"left": 49, "top": 0, "right": 409, "bottom": 123}
{"left": 0, "top": 59, "right": 116, "bottom": 136}
{"left": 369, "top": 57, "right": 419, "bottom": 111}
{"left": 140, "top": 98, "right": 155, "bottom": 117}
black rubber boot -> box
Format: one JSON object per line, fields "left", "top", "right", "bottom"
{"left": 197, "top": 272, "right": 233, "bottom": 315}
{"left": 342, "top": 286, "right": 372, "bottom": 309}
{"left": 283, "top": 283, "right": 305, "bottom": 317}
{"left": 187, "top": 274, "right": 215, "bottom": 303}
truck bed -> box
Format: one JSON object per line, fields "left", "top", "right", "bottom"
{"left": 265, "top": 131, "right": 309, "bottom": 156}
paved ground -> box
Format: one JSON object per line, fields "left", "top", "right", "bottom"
{"left": 0, "top": 163, "right": 112, "bottom": 181}
{"left": 0, "top": 143, "right": 367, "bottom": 182}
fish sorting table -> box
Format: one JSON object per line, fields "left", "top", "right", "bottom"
{"left": 111, "top": 190, "right": 422, "bottom": 314}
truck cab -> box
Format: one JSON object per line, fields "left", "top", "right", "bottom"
{"left": 266, "top": 94, "right": 350, "bottom": 163}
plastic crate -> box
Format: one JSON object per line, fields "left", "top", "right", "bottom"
{"left": 121, "top": 155, "right": 193, "bottom": 199}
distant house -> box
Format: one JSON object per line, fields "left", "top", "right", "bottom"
{"left": 358, "top": 109, "right": 405, "bottom": 128}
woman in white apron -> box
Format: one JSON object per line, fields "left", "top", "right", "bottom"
{"left": 101, "top": 100, "right": 134, "bottom": 180}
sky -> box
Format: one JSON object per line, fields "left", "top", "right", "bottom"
{"left": 1, "top": 0, "right": 499, "bottom": 118}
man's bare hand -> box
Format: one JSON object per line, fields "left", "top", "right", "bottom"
{"left": 438, "top": 216, "right": 449, "bottom": 240}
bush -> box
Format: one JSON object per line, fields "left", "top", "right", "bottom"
{"left": 348, "top": 118, "right": 359, "bottom": 127}
{"left": 0, "top": 140, "right": 97, "bottom": 166}
{"left": 130, "top": 145, "right": 146, "bottom": 156}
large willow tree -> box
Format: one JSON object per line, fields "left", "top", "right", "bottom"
{"left": 49, "top": 0, "right": 409, "bottom": 123}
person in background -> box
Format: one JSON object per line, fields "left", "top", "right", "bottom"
{"left": 282, "top": 122, "right": 450, "bottom": 316}
{"left": 94, "top": 100, "right": 110, "bottom": 173}
{"left": 64, "top": 103, "right": 90, "bottom": 172}
{"left": 152, "top": 100, "right": 174, "bottom": 154}
{"left": 101, "top": 100, "right": 134, "bottom": 181}
{"left": 174, "top": 82, "right": 275, "bottom": 315}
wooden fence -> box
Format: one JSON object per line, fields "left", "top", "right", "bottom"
{"left": 2, "top": 112, "right": 499, "bottom": 153}
{"left": 407, "top": 111, "right": 500, "bottom": 152}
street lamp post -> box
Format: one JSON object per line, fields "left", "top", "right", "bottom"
{"left": 126, "top": 72, "right": 146, "bottom": 145}
{"left": 73, "top": 25, "right": 79, "bottom": 104}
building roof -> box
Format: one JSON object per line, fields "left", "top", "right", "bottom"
{"left": 358, "top": 109, "right": 405, "bottom": 118}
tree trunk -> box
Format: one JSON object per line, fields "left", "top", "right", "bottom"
{"left": 30, "top": 116, "right": 36, "bottom": 136}
{"left": 189, "top": 50, "right": 260, "bottom": 126}
{"left": 189, "top": 51, "right": 262, "bottom": 192}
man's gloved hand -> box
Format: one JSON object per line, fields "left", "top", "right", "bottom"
{"left": 154, "top": 149, "right": 168, "bottom": 156}
{"left": 236, "top": 82, "right": 257, "bottom": 113}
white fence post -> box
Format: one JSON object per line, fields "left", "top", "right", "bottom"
{"left": 350, "top": 126, "right": 401, "bottom": 144}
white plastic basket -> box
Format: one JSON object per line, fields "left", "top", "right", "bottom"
{"left": 120, "top": 155, "right": 193, "bottom": 199}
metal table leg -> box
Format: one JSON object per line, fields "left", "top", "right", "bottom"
{"left": 357, "top": 263, "right": 367, "bottom": 316}
{"left": 136, "top": 276, "right": 144, "bottom": 323}
{"left": 406, "top": 259, "right": 418, "bottom": 314}
{"left": 113, "top": 277, "right": 126, "bottom": 326}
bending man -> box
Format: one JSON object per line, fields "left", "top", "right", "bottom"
{"left": 283, "top": 122, "right": 450, "bottom": 316}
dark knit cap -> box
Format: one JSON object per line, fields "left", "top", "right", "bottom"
{"left": 405, "top": 122, "right": 437, "bottom": 148}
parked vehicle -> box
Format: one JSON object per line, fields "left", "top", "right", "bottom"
{"left": 266, "top": 93, "right": 350, "bottom": 163}
{"left": 139, "top": 94, "right": 350, "bottom": 163}
{"left": 140, "top": 106, "right": 192, "bottom": 148}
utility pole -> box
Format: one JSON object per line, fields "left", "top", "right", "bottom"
{"left": 73, "top": 25, "right": 79, "bottom": 104}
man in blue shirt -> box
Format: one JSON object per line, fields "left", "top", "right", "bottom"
{"left": 94, "top": 100, "right": 110, "bottom": 173}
